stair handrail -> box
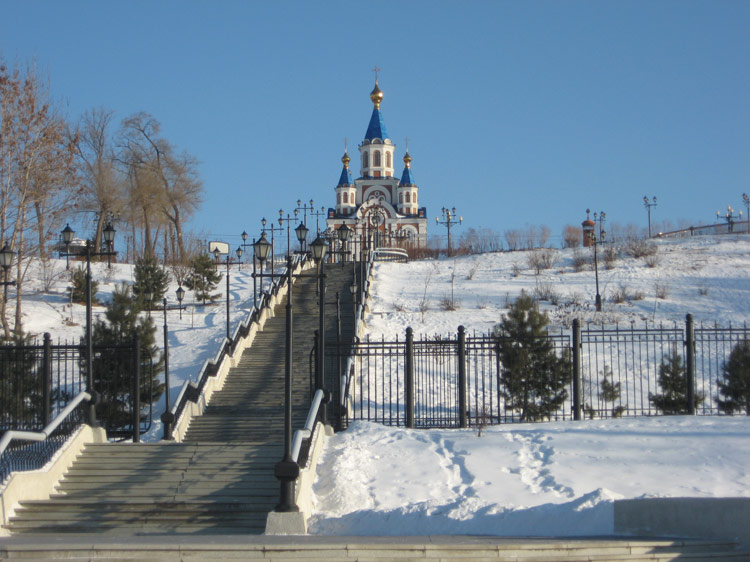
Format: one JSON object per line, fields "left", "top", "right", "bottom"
{"left": 0, "top": 391, "right": 91, "bottom": 458}
{"left": 291, "top": 388, "right": 326, "bottom": 463}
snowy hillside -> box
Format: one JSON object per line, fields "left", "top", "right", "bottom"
{"left": 365, "top": 235, "right": 750, "bottom": 338}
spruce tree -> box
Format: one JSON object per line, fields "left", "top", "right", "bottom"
{"left": 132, "top": 256, "right": 170, "bottom": 311}
{"left": 89, "top": 283, "right": 164, "bottom": 429}
{"left": 493, "top": 292, "right": 572, "bottom": 421}
{"left": 69, "top": 266, "right": 99, "bottom": 305}
{"left": 717, "top": 339, "right": 750, "bottom": 415}
{"left": 184, "top": 253, "right": 221, "bottom": 304}
{"left": 649, "top": 346, "right": 703, "bottom": 414}
{"left": 599, "top": 365, "right": 625, "bottom": 418}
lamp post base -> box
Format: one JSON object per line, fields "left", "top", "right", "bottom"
{"left": 274, "top": 459, "right": 300, "bottom": 512}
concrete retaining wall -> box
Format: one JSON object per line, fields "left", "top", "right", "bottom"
{"left": 615, "top": 497, "right": 750, "bottom": 546}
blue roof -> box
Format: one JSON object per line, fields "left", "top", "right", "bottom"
{"left": 364, "top": 107, "right": 389, "bottom": 141}
{"left": 399, "top": 165, "right": 415, "bottom": 186}
{"left": 337, "top": 163, "right": 353, "bottom": 187}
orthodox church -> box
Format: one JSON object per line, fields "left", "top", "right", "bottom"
{"left": 326, "top": 80, "right": 427, "bottom": 251}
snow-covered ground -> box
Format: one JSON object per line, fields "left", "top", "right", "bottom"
{"left": 11, "top": 235, "right": 750, "bottom": 536}
{"left": 309, "top": 235, "right": 750, "bottom": 536}
{"left": 309, "top": 417, "right": 750, "bottom": 536}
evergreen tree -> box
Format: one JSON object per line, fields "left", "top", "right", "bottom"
{"left": 0, "top": 334, "right": 42, "bottom": 428}
{"left": 88, "top": 283, "right": 164, "bottom": 430}
{"left": 132, "top": 256, "right": 170, "bottom": 311}
{"left": 649, "top": 346, "right": 703, "bottom": 414}
{"left": 717, "top": 339, "right": 750, "bottom": 415}
{"left": 69, "top": 266, "right": 99, "bottom": 305}
{"left": 493, "top": 292, "right": 572, "bottom": 421}
{"left": 184, "top": 253, "right": 221, "bottom": 304}
{"left": 599, "top": 365, "right": 625, "bottom": 418}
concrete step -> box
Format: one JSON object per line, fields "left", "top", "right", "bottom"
{"left": 0, "top": 537, "right": 743, "bottom": 560}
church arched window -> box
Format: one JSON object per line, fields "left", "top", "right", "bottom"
{"left": 337, "top": 193, "right": 341, "bottom": 204}
{"left": 399, "top": 192, "right": 403, "bottom": 204}
{"left": 343, "top": 192, "right": 348, "bottom": 204}
{"left": 386, "top": 152, "right": 391, "bottom": 168}
{"left": 363, "top": 152, "right": 368, "bottom": 168}
{"left": 405, "top": 192, "right": 411, "bottom": 203}
{"left": 374, "top": 151, "right": 381, "bottom": 167}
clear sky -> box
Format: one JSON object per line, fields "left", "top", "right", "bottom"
{"left": 1, "top": 1, "right": 748, "bottom": 248}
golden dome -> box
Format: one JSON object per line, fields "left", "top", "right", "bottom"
{"left": 370, "top": 82, "right": 384, "bottom": 109}
{"left": 342, "top": 152, "right": 351, "bottom": 167}
{"left": 403, "top": 151, "right": 412, "bottom": 167}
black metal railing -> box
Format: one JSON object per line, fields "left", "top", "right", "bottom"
{"left": 338, "top": 314, "right": 750, "bottom": 429}
{"left": 0, "top": 335, "right": 155, "bottom": 441}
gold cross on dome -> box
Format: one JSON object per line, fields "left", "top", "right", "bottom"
{"left": 373, "top": 65, "right": 382, "bottom": 83}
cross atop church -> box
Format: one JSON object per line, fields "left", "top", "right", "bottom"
{"left": 373, "top": 65, "right": 382, "bottom": 83}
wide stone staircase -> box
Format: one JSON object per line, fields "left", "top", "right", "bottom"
{"left": 2, "top": 263, "right": 356, "bottom": 537}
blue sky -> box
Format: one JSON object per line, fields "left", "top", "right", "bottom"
{"left": 1, "top": 1, "right": 748, "bottom": 248}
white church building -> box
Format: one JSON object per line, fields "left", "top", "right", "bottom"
{"left": 326, "top": 80, "right": 428, "bottom": 252}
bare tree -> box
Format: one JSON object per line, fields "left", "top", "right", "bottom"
{"left": 562, "top": 225, "right": 581, "bottom": 248}
{"left": 0, "top": 60, "right": 77, "bottom": 337}
{"left": 73, "top": 108, "right": 126, "bottom": 252}
{"left": 504, "top": 229, "right": 520, "bottom": 251}
{"left": 118, "top": 113, "right": 202, "bottom": 262}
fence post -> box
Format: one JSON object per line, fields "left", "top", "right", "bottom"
{"left": 405, "top": 327, "right": 414, "bottom": 429}
{"left": 685, "top": 313, "right": 696, "bottom": 415}
{"left": 572, "top": 319, "right": 582, "bottom": 421}
{"left": 42, "top": 332, "right": 52, "bottom": 427}
{"left": 458, "top": 325, "right": 467, "bottom": 428}
{"left": 133, "top": 334, "right": 141, "bottom": 443}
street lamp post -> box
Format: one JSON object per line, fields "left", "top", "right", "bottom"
{"left": 587, "top": 227, "right": 606, "bottom": 312}
{"left": 261, "top": 217, "right": 283, "bottom": 279}
{"left": 717, "top": 206, "right": 740, "bottom": 233}
{"left": 435, "top": 207, "right": 462, "bottom": 256}
{"left": 160, "top": 293, "right": 186, "bottom": 440}
{"left": 310, "top": 236, "right": 328, "bottom": 424}
{"left": 252, "top": 236, "right": 328, "bottom": 513}
{"left": 212, "top": 247, "right": 237, "bottom": 341}
{"left": 240, "top": 231, "right": 251, "bottom": 264}
{"left": 61, "top": 224, "right": 74, "bottom": 270}
{"left": 254, "top": 233, "right": 271, "bottom": 309}
{"left": 161, "top": 297, "right": 172, "bottom": 439}
{"left": 0, "top": 245, "right": 17, "bottom": 303}
{"left": 60, "top": 223, "right": 117, "bottom": 426}
{"left": 176, "top": 285, "right": 185, "bottom": 320}
{"left": 236, "top": 244, "right": 244, "bottom": 270}
{"left": 278, "top": 209, "right": 300, "bottom": 257}
{"left": 310, "top": 206, "right": 327, "bottom": 234}
{"left": 295, "top": 222, "right": 309, "bottom": 254}
{"left": 643, "top": 196, "right": 657, "bottom": 238}
{"left": 336, "top": 224, "right": 352, "bottom": 264}
{"left": 295, "top": 199, "right": 315, "bottom": 228}
{"left": 593, "top": 211, "right": 606, "bottom": 241}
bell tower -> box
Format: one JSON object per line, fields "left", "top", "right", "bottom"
{"left": 359, "top": 81, "right": 395, "bottom": 179}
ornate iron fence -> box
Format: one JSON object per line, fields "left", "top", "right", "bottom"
{"left": 0, "top": 335, "right": 155, "bottom": 440}
{"left": 337, "top": 315, "right": 750, "bottom": 429}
